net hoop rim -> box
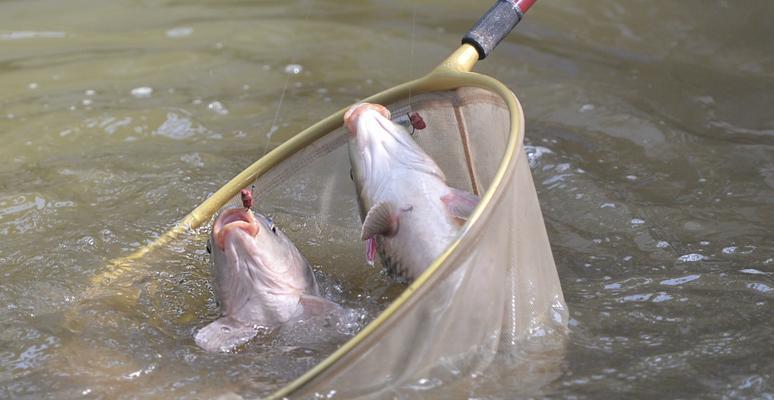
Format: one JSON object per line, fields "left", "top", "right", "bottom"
{"left": 269, "top": 52, "right": 525, "bottom": 399}
{"left": 85, "top": 45, "right": 526, "bottom": 398}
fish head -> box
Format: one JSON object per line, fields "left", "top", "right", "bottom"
{"left": 208, "top": 207, "right": 314, "bottom": 311}
{"left": 344, "top": 103, "right": 445, "bottom": 200}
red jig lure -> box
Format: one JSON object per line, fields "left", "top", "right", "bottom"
{"left": 240, "top": 189, "right": 253, "bottom": 210}
{"left": 408, "top": 112, "right": 426, "bottom": 134}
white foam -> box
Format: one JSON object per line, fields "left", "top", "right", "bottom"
{"left": 722, "top": 246, "right": 737, "bottom": 255}
{"left": 181, "top": 153, "right": 204, "bottom": 167}
{"left": 660, "top": 274, "right": 700, "bottom": 286}
{"left": 130, "top": 86, "right": 153, "bottom": 98}
{"left": 678, "top": 253, "right": 705, "bottom": 262}
{"left": 207, "top": 101, "right": 229, "bottom": 115}
{"left": 622, "top": 293, "right": 652, "bottom": 302}
{"left": 747, "top": 283, "right": 773, "bottom": 293}
{"left": 155, "top": 112, "right": 200, "bottom": 139}
{"left": 651, "top": 293, "right": 673, "bottom": 303}
{"left": 1, "top": 31, "right": 65, "bottom": 40}
{"left": 166, "top": 26, "right": 193, "bottom": 38}
{"left": 740, "top": 268, "right": 768, "bottom": 275}
{"left": 524, "top": 145, "right": 553, "bottom": 168}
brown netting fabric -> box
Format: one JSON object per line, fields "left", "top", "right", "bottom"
{"left": 218, "top": 87, "right": 567, "bottom": 399}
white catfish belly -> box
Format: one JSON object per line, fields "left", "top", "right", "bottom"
{"left": 233, "top": 290, "right": 303, "bottom": 326}
{"left": 216, "top": 244, "right": 308, "bottom": 326}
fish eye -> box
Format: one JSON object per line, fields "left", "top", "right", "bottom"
{"left": 265, "top": 215, "right": 278, "bottom": 234}
{"left": 206, "top": 240, "right": 211, "bottom": 254}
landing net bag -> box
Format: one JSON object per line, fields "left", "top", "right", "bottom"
{"left": 215, "top": 87, "right": 568, "bottom": 398}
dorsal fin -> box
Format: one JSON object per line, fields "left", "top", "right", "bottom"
{"left": 361, "top": 202, "right": 399, "bottom": 240}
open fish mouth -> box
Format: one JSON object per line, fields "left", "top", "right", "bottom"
{"left": 212, "top": 207, "right": 260, "bottom": 250}
{"left": 344, "top": 103, "right": 391, "bottom": 135}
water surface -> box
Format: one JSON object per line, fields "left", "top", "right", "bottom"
{"left": 1, "top": 0, "right": 772, "bottom": 398}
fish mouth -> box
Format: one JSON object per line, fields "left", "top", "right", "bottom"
{"left": 344, "top": 103, "right": 391, "bottom": 136}
{"left": 213, "top": 208, "right": 260, "bottom": 250}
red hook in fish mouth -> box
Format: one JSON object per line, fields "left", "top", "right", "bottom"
{"left": 344, "top": 103, "right": 391, "bottom": 136}
{"left": 240, "top": 188, "right": 253, "bottom": 209}
{"left": 213, "top": 207, "right": 259, "bottom": 250}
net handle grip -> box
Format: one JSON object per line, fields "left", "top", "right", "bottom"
{"left": 462, "top": 0, "right": 536, "bottom": 60}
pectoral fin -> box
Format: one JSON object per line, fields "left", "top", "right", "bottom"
{"left": 361, "top": 202, "right": 399, "bottom": 240}
{"left": 441, "top": 188, "right": 480, "bottom": 221}
{"left": 298, "top": 295, "right": 342, "bottom": 317}
{"left": 194, "top": 317, "right": 259, "bottom": 352}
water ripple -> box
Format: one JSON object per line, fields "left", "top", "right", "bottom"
{"left": 660, "top": 274, "right": 701, "bottom": 286}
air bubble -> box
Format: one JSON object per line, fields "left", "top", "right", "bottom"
{"left": 284, "top": 64, "right": 303, "bottom": 75}
{"left": 207, "top": 101, "right": 229, "bottom": 115}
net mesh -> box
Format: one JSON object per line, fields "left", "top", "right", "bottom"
{"left": 217, "top": 87, "right": 567, "bottom": 398}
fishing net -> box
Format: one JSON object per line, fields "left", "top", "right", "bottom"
{"left": 78, "top": 0, "right": 566, "bottom": 394}
{"left": 209, "top": 86, "right": 568, "bottom": 398}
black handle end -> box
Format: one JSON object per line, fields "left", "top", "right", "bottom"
{"left": 462, "top": 0, "right": 526, "bottom": 60}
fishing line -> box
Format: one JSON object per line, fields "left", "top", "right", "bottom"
{"left": 263, "top": 76, "right": 290, "bottom": 157}
{"left": 261, "top": 0, "right": 314, "bottom": 159}
{"left": 407, "top": 3, "right": 417, "bottom": 109}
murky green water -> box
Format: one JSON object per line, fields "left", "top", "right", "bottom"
{"left": 1, "top": 0, "right": 772, "bottom": 398}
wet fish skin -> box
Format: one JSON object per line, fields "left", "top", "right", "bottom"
{"left": 195, "top": 206, "right": 337, "bottom": 352}
{"left": 345, "top": 103, "right": 479, "bottom": 281}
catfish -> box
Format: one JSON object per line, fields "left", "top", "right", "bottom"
{"left": 344, "top": 103, "right": 479, "bottom": 281}
{"left": 195, "top": 190, "right": 338, "bottom": 352}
